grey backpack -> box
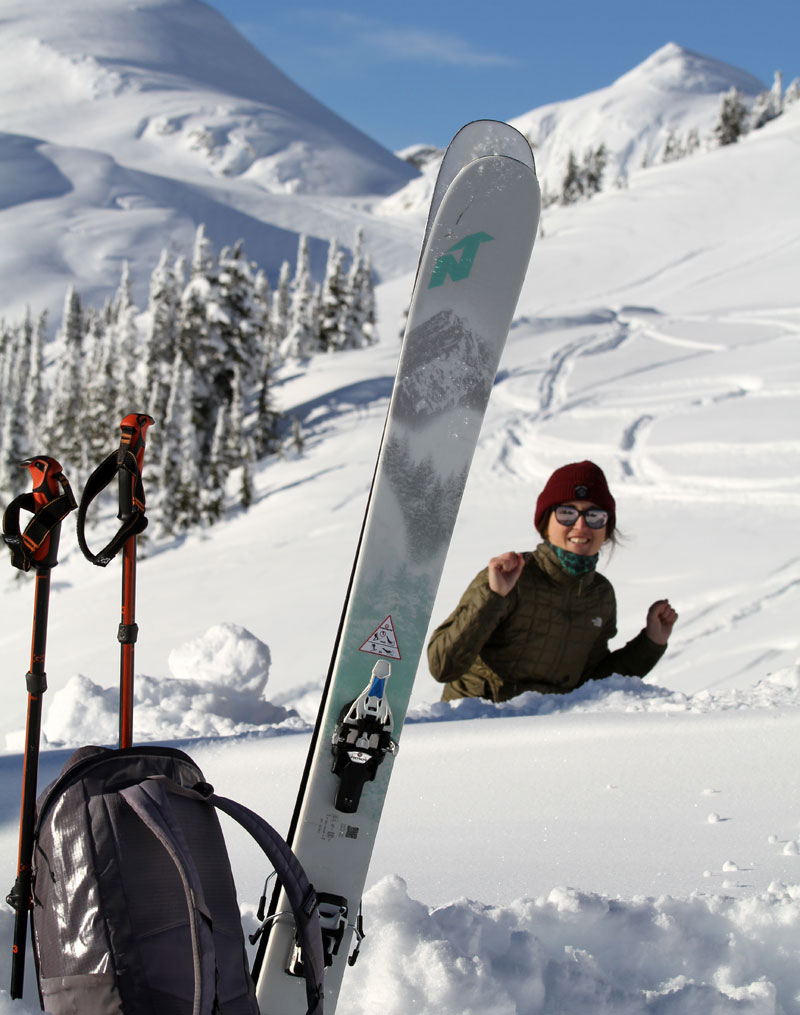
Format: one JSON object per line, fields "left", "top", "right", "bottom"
{"left": 30, "top": 745, "right": 324, "bottom": 1015}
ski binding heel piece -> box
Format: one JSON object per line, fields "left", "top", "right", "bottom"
{"left": 287, "top": 894, "right": 364, "bottom": 974}
{"left": 331, "top": 660, "right": 398, "bottom": 814}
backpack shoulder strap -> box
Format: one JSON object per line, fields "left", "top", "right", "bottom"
{"left": 211, "top": 793, "right": 325, "bottom": 1015}
{"left": 119, "top": 780, "right": 218, "bottom": 1015}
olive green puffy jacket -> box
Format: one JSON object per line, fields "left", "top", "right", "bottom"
{"left": 427, "top": 542, "right": 666, "bottom": 702}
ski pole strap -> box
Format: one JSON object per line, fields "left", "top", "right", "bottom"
{"left": 2, "top": 477, "right": 77, "bottom": 572}
{"left": 76, "top": 445, "right": 149, "bottom": 567}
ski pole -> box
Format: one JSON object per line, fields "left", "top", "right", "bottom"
{"left": 76, "top": 413, "right": 154, "bottom": 749}
{"left": 117, "top": 413, "right": 153, "bottom": 748}
{"left": 2, "top": 457, "right": 76, "bottom": 999}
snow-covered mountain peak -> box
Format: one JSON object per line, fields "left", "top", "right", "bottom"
{"left": 0, "top": 0, "right": 421, "bottom": 320}
{"left": 613, "top": 42, "right": 765, "bottom": 97}
{"left": 508, "top": 43, "right": 768, "bottom": 200}
{"left": 2, "top": 0, "right": 314, "bottom": 109}
{"left": 0, "top": 0, "right": 416, "bottom": 198}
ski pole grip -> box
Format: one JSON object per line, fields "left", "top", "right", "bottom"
{"left": 77, "top": 414, "right": 155, "bottom": 567}
{"left": 2, "top": 458, "right": 76, "bottom": 572}
{"left": 117, "top": 413, "right": 154, "bottom": 522}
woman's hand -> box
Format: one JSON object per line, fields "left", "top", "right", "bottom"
{"left": 488, "top": 552, "right": 525, "bottom": 597}
{"left": 645, "top": 599, "right": 678, "bottom": 645}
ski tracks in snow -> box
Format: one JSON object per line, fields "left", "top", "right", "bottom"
{"left": 490, "top": 304, "right": 800, "bottom": 501}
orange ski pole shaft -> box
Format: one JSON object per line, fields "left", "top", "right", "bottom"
{"left": 116, "top": 414, "right": 153, "bottom": 749}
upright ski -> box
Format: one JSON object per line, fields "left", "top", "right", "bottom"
{"left": 254, "top": 121, "right": 541, "bottom": 1014}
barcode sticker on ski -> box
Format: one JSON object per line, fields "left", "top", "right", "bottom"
{"left": 359, "top": 616, "right": 401, "bottom": 659}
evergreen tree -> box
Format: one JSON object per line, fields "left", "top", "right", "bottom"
{"left": 346, "top": 228, "right": 377, "bottom": 348}
{"left": 45, "top": 286, "right": 85, "bottom": 474}
{"left": 239, "top": 436, "right": 254, "bottom": 511}
{"left": 178, "top": 230, "right": 217, "bottom": 457}
{"left": 560, "top": 150, "right": 584, "bottom": 205}
{"left": 0, "top": 323, "right": 28, "bottom": 503}
{"left": 751, "top": 71, "right": 783, "bottom": 130}
{"left": 156, "top": 348, "right": 201, "bottom": 534}
{"left": 290, "top": 415, "right": 305, "bottom": 456}
{"left": 24, "top": 310, "right": 46, "bottom": 451}
{"left": 252, "top": 269, "right": 273, "bottom": 367}
{"left": 281, "top": 235, "right": 315, "bottom": 360}
{"left": 202, "top": 404, "right": 229, "bottom": 525}
{"left": 215, "top": 240, "right": 260, "bottom": 388}
{"left": 319, "top": 238, "right": 348, "bottom": 351}
{"left": 662, "top": 129, "right": 683, "bottom": 163}
{"left": 685, "top": 128, "right": 700, "bottom": 156}
{"left": 141, "top": 248, "right": 182, "bottom": 410}
{"left": 786, "top": 78, "right": 800, "bottom": 107}
{"left": 582, "top": 144, "right": 607, "bottom": 197}
{"left": 225, "top": 362, "right": 246, "bottom": 472}
{"left": 712, "top": 88, "right": 749, "bottom": 146}
{"left": 82, "top": 308, "right": 117, "bottom": 474}
{"left": 561, "top": 145, "right": 606, "bottom": 204}
{"left": 271, "top": 260, "right": 291, "bottom": 355}
{"left": 109, "top": 261, "right": 142, "bottom": 424}
{"left": 143, "top": 252, "right": 185, "bottom": 485}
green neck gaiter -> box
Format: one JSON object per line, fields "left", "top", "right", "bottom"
{"left": 548, "top": 542, "right": 599, "bottom": 577}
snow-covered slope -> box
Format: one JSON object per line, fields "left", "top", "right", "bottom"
{"left": 0, "top": 0, "right": 419, "bottom": 317}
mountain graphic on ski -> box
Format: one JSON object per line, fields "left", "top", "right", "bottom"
{"left": 254, "top": 121, "right": 540, "bottom": 1014}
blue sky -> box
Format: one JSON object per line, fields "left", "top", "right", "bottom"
{"left": 206, "top": 0, "right": 799, "bottom": 152}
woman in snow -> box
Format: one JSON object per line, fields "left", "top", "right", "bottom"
{"left": 427, "top": 460, "right": 677, "bottom": 702}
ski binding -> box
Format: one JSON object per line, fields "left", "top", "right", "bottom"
{"left": 286, "top": 893, "right": 364, "bottom": 976}
{"left": 331, "top": 660, "right": 398, "bottom": 813}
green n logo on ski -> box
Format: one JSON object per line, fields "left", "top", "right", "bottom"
{"left": 428, "top": 231, "right": 494, "bottom": 288}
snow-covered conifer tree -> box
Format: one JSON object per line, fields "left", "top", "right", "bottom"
{"left": 319, "top": 238, "right": 348, "bottom": 351}
{"left": 239, "top": 436, "right": 254, "bottom": 511}
{"left": 178, "top": 231, "right": 217, "bottom": 457}
{"left": 560, "top": 151, "right": 584, "bottom": 205}
{"left": 0, "top": 322, "right": 29, "bottom": 503}
{"left": 581, "top": 144, "right": 607, "bottom": 196}
{"left": 156, "top": 348, "right": 201, "bottom": 534}
{"left": 225, "top": 362, "right": 245, "bottom": 472}
{"left": 202, "top": 404, "right": 229, "bottom": 525}
{"left": 751, "top": 71, "right": 783, "bottom": 130}
{"left": 109, "top": 261, "right": 142, "bottom": 424}
{"left": 24, "top": 310, "right": 46, "bottom": 451}
{"left": 281, "top": 235, "right": 315, "bottom": 360}
{"left": 346, "top": 228, "right": 377, "bottom": 348}
{"left": 685, "top": 128, "right": 700, "bottom": 156}
{"left": 45, "top": 286, "right": 85, "bottom": 474}
{"left": 712, "top": 88, "right": 749, "bottom": 146}
{"left": 661, "top": 129, "right": 683, "bottom": 163}
{"left": 271, "top": 260, "right": 291, "bottom": 355}
{"left": 141, "top": 249, "right": 182, "bottom": 410}
{"left": 82, "top": 309, "right": 117, "bottom": 475}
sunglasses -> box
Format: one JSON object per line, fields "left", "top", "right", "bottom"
{"left": 553, "top": 505, "right": 609, "bottom": 529}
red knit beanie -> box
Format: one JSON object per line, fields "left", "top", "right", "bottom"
{"left": 534, "top": 461, "right": 615, "bottom": 531}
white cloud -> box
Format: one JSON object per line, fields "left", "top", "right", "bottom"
{"left": 307, "top": 11, "right": 518, "bottom": 68}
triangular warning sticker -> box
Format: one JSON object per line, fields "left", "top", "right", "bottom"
{"left": 359, "top": 616, "right": 401, "bottom": 660}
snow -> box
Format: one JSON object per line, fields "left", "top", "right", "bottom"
{"left": 509, "top": 42, "right": 767, "bottom": 200}
{"left": 1, "top": 5, "right": 800, "bottom": 1012}
{"left": 0, "top": 0, "right": 419, "bottom": 318}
